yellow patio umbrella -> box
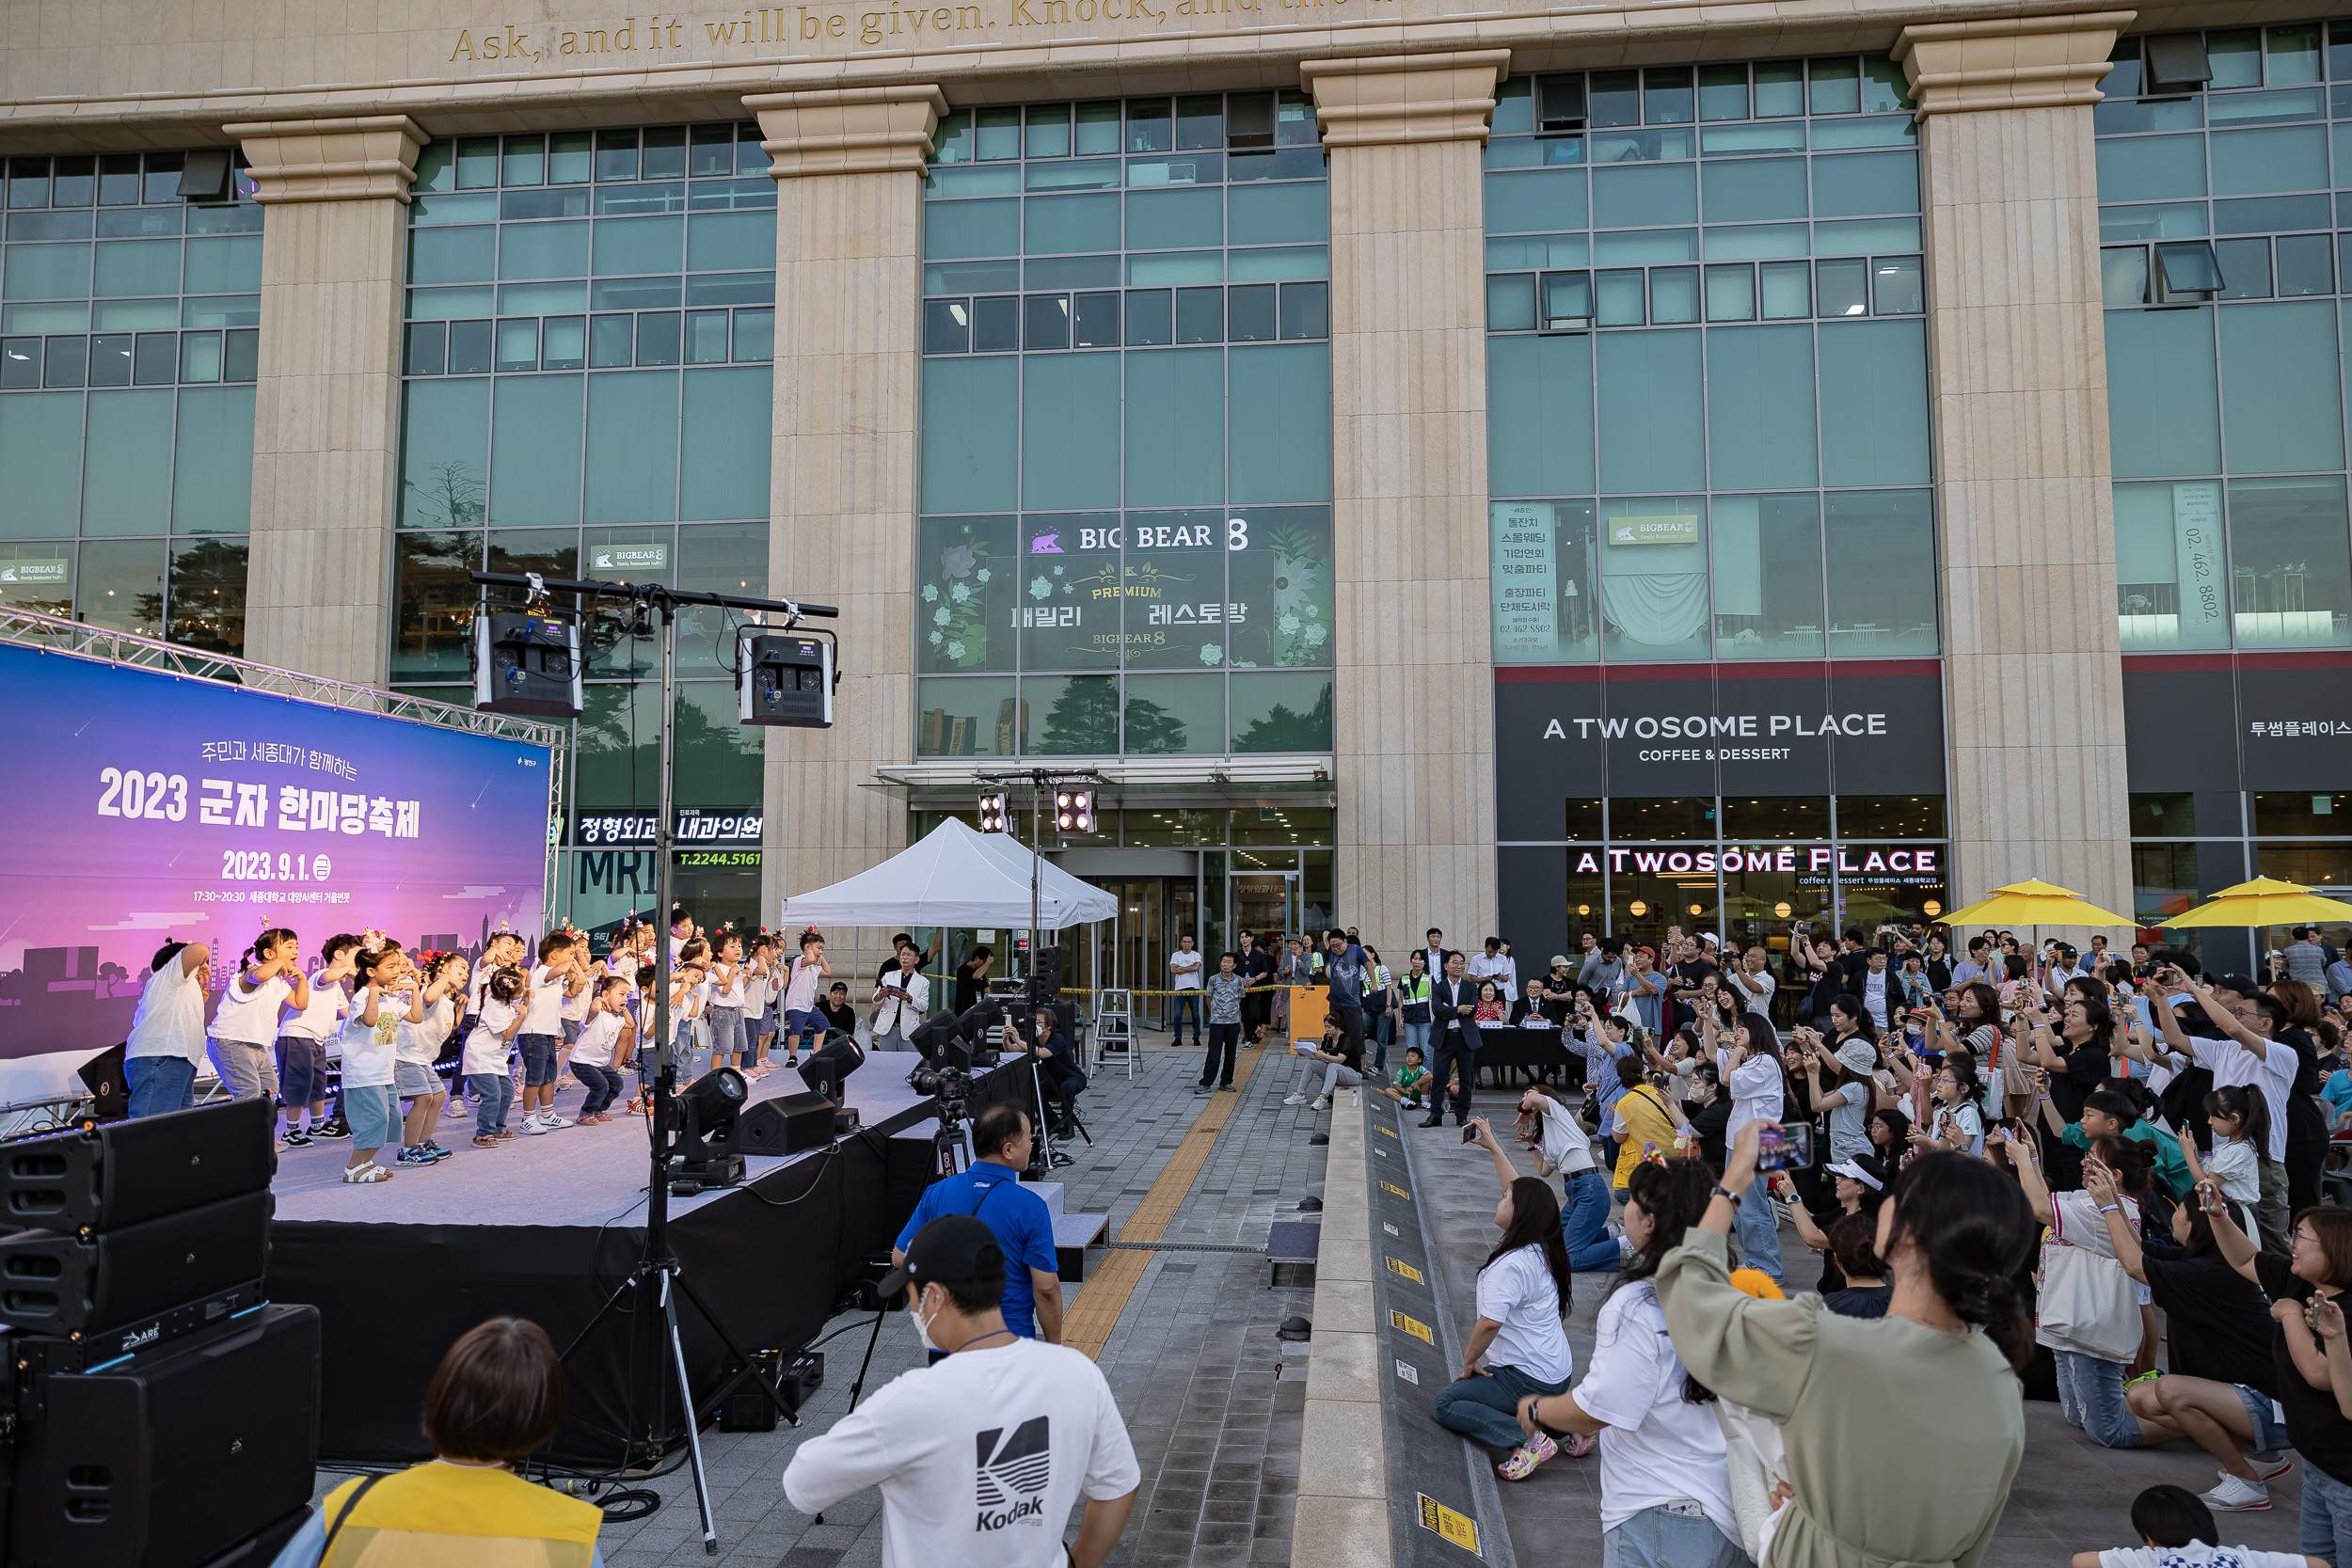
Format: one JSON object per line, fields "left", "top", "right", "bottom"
{"left": 2158, "top": 877, "right": 2352, "bottom": 928}
{"left": 1940, "top": 879, "right": 2137, "bottom": 929}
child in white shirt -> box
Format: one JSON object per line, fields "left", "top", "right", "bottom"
{"left": 467, "top": 970, "right": 529, "bottom": 1148}
{"left": 570, "top": 975, "right": 634, "bottom": 1124}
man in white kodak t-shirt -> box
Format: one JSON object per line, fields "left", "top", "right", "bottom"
{"left": 784, "top": 1215, "right": 1138, "bottom": 1568}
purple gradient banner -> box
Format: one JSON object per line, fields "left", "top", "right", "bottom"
{"left": 0, "top": 642, "right": 553, "bottom": 1063}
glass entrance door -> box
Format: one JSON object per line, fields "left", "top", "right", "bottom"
{"left": 1232, "top": 869, "right": 1300, "bottom": 943}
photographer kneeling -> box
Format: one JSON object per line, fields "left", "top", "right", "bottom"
{"left": 786, "top": 1215, "right": 1139, "bottom": 1566}
{"left": 1009, "top": 1007, "right": 1088, "bottom": 1138}
{"left": 894, "top": 1103, "right": 1064, "bottom": 1343}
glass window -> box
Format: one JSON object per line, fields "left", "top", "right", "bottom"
{"left": 1817, "top": 320, "right": 1930, "bottom": 485}
{"left": 2227, "top": 476, "right": 2352, "bottom": 648}
{"left": 1711, "top": 494, "right": 1823, "bottom": 657}
{"left": 1598, "top": 496, "right": 1709, "bottom": 660}
{"left": 2218, "top": 300, "right": 2344, "bottom": 474}
{"left": 1705, "top": 324, "right": 1817, "bottom": 489}
{"left": 2105, "top": 306, "right": 2221, "bottom": 478}
{"left": 2253, "top": 793, "right": 2352, "bottom": 834}
{"left": 75, "top": 537, "right": 164, "bottom": 636}
{"left": 1824, "top": 490, "right": 1937, "bottom": 654}
{"left": 2114, "top": 481, "right": 2231, "bottom": 650}
{"left": 1596, "top": 330, "right": 1704, "bottom": 493}
{"left": 1230, "top": 671, "right": 1331, "bottom": 752}
{"left": 1490, "top": 500, "right": 1598, "bottom": 663}
{"left": 921, "top": 97, "right": 1333, "bottom": 756}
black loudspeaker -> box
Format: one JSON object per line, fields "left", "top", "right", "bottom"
{"left": 0, "top": 1190, "right": 272, "bottom": 1335}
{"left": 1026, "top": 948, "right": 1062, "bottom": 1005}
{"left": 737, "top": 1094, "right": 836, "bottom": 1157}
{"left": 0, "top": 1097, "right": 273, "bottom": 1233}
{"left": 77, "top": 1044, "right": 129, "bottom": 1122}
{"left": 471, "top": 608, "right": 583, "bottom": 719}
{"left": 736, "top": 631, "right": 833, "bottom": 728}
{"left": 8, "top": 1303, "right": 321, "bottom": 1568}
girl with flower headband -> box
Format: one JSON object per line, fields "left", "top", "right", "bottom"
{"left": 207, "top": 926, "right": 308, "bottom": 1122}
{"left": 393, "top": 951, "right": 469, "bottom": 1167}
{"left": 338, "top": 940, "right": 418, "bottom": 1183}
{"left": 744, "top": 931, "right": 784, "bottom": 1080}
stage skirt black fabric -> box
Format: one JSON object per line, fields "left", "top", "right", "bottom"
{"left": 274, "top": 1065, "right": 1041, "bottom": 1467}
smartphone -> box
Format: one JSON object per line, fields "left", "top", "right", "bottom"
{"left": 1756, "top": 1121, "right": 1812, "bottom": 1170}
{"left": 1461, "top": 1123, "right": 1480, "bottom": 1145}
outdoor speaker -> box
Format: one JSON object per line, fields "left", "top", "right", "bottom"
{"left": 472, "top": 609, "right": 583, "bottom": 719}
{"left": 0, "top": 1097, "right": 273, "bottom": 1233}
{"left": 7, "top": 1302, "right": 320, "bottom": 1568}
{"left": 77, "top": 1042, "right": 129, "bottom": 1122}
{"left": 737, "top": 631, "right": 833, "bottom": 728}
{"left": 737, "top": 1094, "right": 837, "bottom": 1157}
{"left": 1026, "top": 949, "right": 1062, "bottom": 1005}
{"left": 0, "top": 1189, "right": 272, "bottom": 1335}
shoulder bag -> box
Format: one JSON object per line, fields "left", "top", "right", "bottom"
{"left": 2037, "top": 1232, "right": 2141, "bottom": 1362}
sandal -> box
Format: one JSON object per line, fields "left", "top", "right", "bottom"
{"left": 472, "top": 1134, "right": 500, "bottom": 1148}
{"left": 341, "top": 1163, "right": 391, "bottom": 1183}
{"left": 1496, "top": 1433, "right": 1558, "bottom": 1481}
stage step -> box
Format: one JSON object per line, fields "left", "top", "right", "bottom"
{"left": 1019, "top": 1179, "right": 1067, "bottom": 1217}
{"left": 1053, "top": 1212, "right": 1109, "bottom": 1282}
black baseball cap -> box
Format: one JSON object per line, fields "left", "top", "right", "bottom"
{"left": 879, "top": 1214, "right": 1004, "bottom": 1298}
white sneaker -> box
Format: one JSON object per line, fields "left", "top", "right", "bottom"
{"left": 522, "top": 1116, "right": 549, "bottom": 1135}
{"left": 2200, "top": 1473, "right": 2271, "bottom": 1512}
{"left": 1311, "top": 1097, "right": 1329, "bottom": 1111}
{"left": 1283, "top": 1093, "right": 1309, "bottom": 1105}
{"left": 2250, "top": 1453, "right": 2295, "bottom": 1482}
{"left": 539, "top": 1115, "right": 573, "bottom": 1130}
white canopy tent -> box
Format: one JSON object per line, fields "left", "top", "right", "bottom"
{"left": 777, "top": 816, "right": 1116, "bottom": 931}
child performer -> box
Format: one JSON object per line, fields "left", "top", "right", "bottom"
{"left": 467, "top": 968, "right": 529, "bottom": 1148}
{"left": 570, "top": 975, "right": 632, "bottom": 1124}
{"left": 337, "top": 942, "right": 416, "bottom": 1183}
{"left": 278, "top": 934, "right": 358, "bottom": 1147}
{"left": 395, "top": 953, "right": 467, "bottom": 1166}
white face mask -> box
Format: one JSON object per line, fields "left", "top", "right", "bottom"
{"left": 910, "top": 1288, "right": 944, "bottom": 1354}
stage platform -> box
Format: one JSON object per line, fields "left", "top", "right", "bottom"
{"left": 265, "top": 1053, "right": 1062, "bottom": 1465}
{"left": 270, "top": 1059, "right": 944, "bottom": 1227}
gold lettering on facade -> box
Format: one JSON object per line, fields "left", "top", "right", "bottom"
{"left": 444, "top": 0, "right": 1406, "bottom": 62}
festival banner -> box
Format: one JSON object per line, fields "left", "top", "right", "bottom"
{"left": 0, "top": 641, "right": 554, "bottom": 1064}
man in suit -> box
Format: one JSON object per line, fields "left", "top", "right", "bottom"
{"left": 1421, "top": 950, "right": 1482, "bottom": 1129}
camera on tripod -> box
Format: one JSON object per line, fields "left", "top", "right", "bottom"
{"left": 906, "top": 1062, "right": 971, "bottom": 1117}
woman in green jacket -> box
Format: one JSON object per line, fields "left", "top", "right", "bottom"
{"left": 1654, "top": 1124, "right": 2037, "bottom": 1568}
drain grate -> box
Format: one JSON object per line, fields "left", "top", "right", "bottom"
{"left": 1103, "top": 1241, "right": 1271, "bottom": 1254}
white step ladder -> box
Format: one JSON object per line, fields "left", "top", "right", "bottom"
{"left": 1091, "top": 988, "right": 1136, "bottom": 1079}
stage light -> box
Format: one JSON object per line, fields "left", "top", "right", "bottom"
{"left": 471, "top": 607, "right": 583, "bottom": 719}
{"left": 977, "top": 790, "right": 1009, "bottom": 832}
{"left": 1054, "top": 788, "right": 1093, "bottom": 833}
{"left": 668, "top": 1067, "right": 749, "bottom": 1190}
{"left": 736, "top": 630, "right": 834, "bottom": 729}
{"left": 797, "top": 1031, "right": 866, "bottom": 1103}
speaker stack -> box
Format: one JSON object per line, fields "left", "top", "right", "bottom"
{"left": 0, "top": 1096, "right": 319, "bottom": 1568}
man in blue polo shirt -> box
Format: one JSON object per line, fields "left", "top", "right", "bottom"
{"left": 893, "top": 1102, "right": 1064, "bottom": 1341}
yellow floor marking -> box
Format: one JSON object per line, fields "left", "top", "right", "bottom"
{"left": 1061, "top": 1039, "right": 1279, "bottom": 1357}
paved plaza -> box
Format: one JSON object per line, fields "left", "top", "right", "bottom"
{"left": 307, "top": 1037, "right": 2324, "bottom": 1565}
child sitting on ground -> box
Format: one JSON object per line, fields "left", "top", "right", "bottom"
{"left": 1381, "top": 1045, "right": 1430, "bottom": 1110}
{"left": 2069, "top": 1484, "right": 2323, "bottom": 1568}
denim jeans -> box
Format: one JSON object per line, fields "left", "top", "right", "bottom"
{"left": 1733, "top": 1169, "right": 1784, "bottom": 1285}
{"left": 1370, "top": 1006, "right": 1392, "bottom": 1071}
{"left": 1432, "top": 1362, "right": 1572, "bottom": 1450}
{"left": 1168, "top": 990, "right": 1202, "bottom": 1042}
{"left": 1563, "top": 1168, "right": 1620, "bottom": 1272}
{"left": 471, "top": 1072, "right": 516, "bottom": 1137}
{"left": 1602, "top": 1507, "right": 1752, "bottom": 1568}
{"left": 2303, "top": 1455, "right": 2352, "bottom": 1566}
{"left": 126, "top": 1055, "right": 197, "bottom": 1118}
{"left": 572, "top": 1061, "right": 621, "bottom": 1117}
{"left": 2052, "top": 1349, "right": 2142, "bottom": 1448}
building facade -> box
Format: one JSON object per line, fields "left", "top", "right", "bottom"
{"left": 4, "top": 2, "right": 2344, "bottom": 983}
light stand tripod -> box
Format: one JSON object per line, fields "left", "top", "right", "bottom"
{"left": 474, "top": 569, "right": 835, "bottom": 1555}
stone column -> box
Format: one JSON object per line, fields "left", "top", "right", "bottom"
{"left": 1301, "top": 52, "right": 1509, "bottom": 954}
{"left": 746, "top": 87, "right": 944, "bottom": 942}
{"left": 225, "top": 116, "right": 423, "bottom": 687}
{"left": 1893, "top": 14, "right": 2134, "bottom": 924}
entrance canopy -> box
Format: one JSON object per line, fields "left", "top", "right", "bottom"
{"left": 779, "top": 817, "right": 1116, "bottom": 931}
